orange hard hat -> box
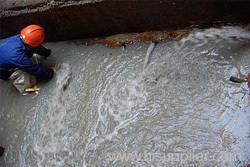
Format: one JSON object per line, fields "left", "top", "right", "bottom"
{"left": 20, "top": 25, "right": 45, "bottom": 47}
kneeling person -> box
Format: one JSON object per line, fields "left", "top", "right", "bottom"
{"left": 0, "top": 25, "right": 56, "bottom": 94}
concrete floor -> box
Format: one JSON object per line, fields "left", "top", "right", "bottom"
{"left": 0, "top": 26, "right": 249, "bottom": 167}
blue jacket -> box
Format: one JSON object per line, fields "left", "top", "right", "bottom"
{"left": 0, "top": 35, "right": 54, "bottom": 80}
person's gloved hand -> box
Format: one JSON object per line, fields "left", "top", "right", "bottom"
{"left": 33, "top": 54, "right": 46, "bottom": 64}
{"left": 46, "top": 49, "right": 52, "bottom": 56}
{"left": 35, "top": 46, "right": 52, "bottom": 57}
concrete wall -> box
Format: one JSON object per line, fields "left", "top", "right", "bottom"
{"left": 1, "top": 0, "right": 250, "bottom": 41}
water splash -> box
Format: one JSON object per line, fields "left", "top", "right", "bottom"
{"left": 143, "top": 42, "right": 156, "bottom": 71}
{"left": 30, "top": 63, "right": 71, "bottom": 167}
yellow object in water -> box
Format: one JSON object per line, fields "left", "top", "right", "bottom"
{"left": 25, "top": 88, "right": 40, "bottom": 92}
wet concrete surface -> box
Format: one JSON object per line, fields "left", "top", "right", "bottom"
{"left": 0, "top": 26, "right": 249, "bottom": 167}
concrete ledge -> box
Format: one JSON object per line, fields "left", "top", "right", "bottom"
{"left": 1, "top": 0, "right": 250, "bottom": 41}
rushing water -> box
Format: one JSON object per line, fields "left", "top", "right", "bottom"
{"left": 0, "top": 26, "right": 249, "bottom": 167}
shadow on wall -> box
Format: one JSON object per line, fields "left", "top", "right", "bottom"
{"left": 1, "top": 0, "right": 250, "bottom": 41}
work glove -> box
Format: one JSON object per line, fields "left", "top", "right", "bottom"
{"left": 46, "top": 49, "right": 52, "bottom": 57}
{"left": 35, "top": 46, "right": 52, "bottom": 57}
{"left": 32, "top": 54, "right": 46, "bottom": 64}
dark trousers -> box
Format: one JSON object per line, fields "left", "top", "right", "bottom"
{"left": 0, "top": 146, "right": 4, "bottom": 156}
{"left": 0, "top": 70, "right": 14, "bottom": 80}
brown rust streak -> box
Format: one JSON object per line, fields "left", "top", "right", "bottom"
{"left": 68, "top": 30, "right": 190, "bottom": 48}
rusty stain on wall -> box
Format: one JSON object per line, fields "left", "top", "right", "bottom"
{"left": 68, "top": 30, "right": 191, "bottom": 48}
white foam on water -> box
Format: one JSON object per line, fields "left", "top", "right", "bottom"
{"left": 180, "top": 26, "right": 250, "bottom": 47}
{"left": 143, "top": 42, "right": 156, "bottom": 70}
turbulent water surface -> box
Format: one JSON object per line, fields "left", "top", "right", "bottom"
{"left": 0, "top": 26, "right": 249, "bottom": 167}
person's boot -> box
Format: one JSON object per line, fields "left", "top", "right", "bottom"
{"left": 0, "top": 146, "right": 4, "bottom": 156}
